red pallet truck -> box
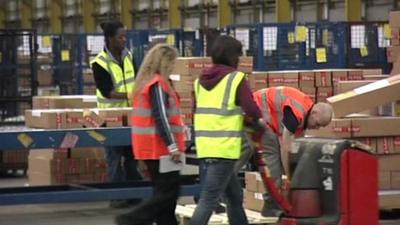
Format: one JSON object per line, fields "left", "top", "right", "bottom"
{"left": 249, "top": 136, "right": 378, "bottom": 225}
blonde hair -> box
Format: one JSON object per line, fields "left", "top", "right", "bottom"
{"left": 132, "top": 44, "right": 178, "bottom": 98}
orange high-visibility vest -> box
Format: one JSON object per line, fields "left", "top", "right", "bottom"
{"left": 253, "top": 86, "right": 314, "bottom": 137}
{"left": 131, "top": 75, "right": 186, "bottom": 160}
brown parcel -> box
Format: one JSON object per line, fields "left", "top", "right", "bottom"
{"left": 25, "top": 110, "right": 67, "bottom": 129}
{"left": 283, "top": 71, "right": 299, "bottom": 88}
{"left": 299, "top": 71, "right": 315, "bottom": 87}
{"left": 391, "top": 171, "right": 400, "bottom": 189}
{"left": 392, "top": 27, "right": 400, "bottom": 46}
{"left": 305, "top": 118, "right": 352, "bottom": 138}
{"left": 252, "top": 72, "right": 268, "bottom": 91}
{"left": 347, "top": 69, "right": 363, "bottom": 81}
{"left": 351, "top": 117, "right": 400, "bottom": 137}
{"left": 32, "top": 95, "right": 97, "bottom": 109}
{"left": 268, "top": 72, "right": 285, "bottom": 87}
{"left": 82, "top": 109, "right": 106, "bottom": 128}
{"left": 393, "top": 137, "right": 400, "bottom": 153}
{"left": 362, "top": 69, "right": 383, "bottom": 76}
{"left": 237, "top": 56, "right": 253, "bottom": 73}
{"left": 37, "top": 66, "right": 53, "bottom": 86}
{"left": 376, "top": 137, "right": 394, "bottom": 155}
{"left": 378, "top": 154, "right": 400, "bottom": 171}
{"left": 390, "top": 11, "right": 400, "bottom": 28}
{"left": 29, "top": 149, "right": 68, "bottom": 159}
{"left": 387, "top": 46, "right": 400, "bottom": 63}
{"left": 316, "top": 87, "right": 333, "bottom": 103}
{"left": 172, "top": 57, "right": 205, "bottom": 75}
{"left": 331, "top": 70, "right": 348, "bottom": 86}
{"left": 379, "top": 171, "right": 391, "bottom": 190}
{"left": 244, "top": 190, "right": 264, "bottom": 212}
{"left": 70, "top": 147, "right": 105, "bottom": 159}
{"left": 314, "top": 70, "right": 332, "bottom": 87}
{"left": 245, "top": 172, "right": 258, "bottom": 192}
{"left": 327, "top": 75, "right": 400, "bottom": 118}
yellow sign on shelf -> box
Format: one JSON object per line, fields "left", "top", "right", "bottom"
{"left": 42, "top": 36, "right": 52, "bottom": 47}
{"left": 18, "top": 133, "right": 33, "bottom": 148}
{"left": 360, "top": 46, "right": 369, "bottom": 57}
{"left": 166, "top": 34, "right": 175, "bottom": 45}
{"left": 316, "top": 48, "right": 327, "bottom": 63}
{"left": 288, "top": 32, "right": 295, "bottom": 44}
{"left": 61, "top": 50, "right": 70, "bottom": 61}
{"left": 384, "top": 24, "right": 391, "bottom": 39}
{"left": 295, "top": 26, "right": 308, "bottom": 42}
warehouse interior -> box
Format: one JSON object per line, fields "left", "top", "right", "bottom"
{"left": 1, "top": 0, "right": 400, "bottom": 225}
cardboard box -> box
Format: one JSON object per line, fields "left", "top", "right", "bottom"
{"left": 391, "top": 27, "right": 400, "bottom": 46}
{"left": 362, "top": 69, "right": 383, "bottom": 76}
{"left": 327, "top": 75, "right": 400, "bottom": 117}
{"left": 300, "top": 87, "right": 316, "bottom": 103}
{"left": 83, "top": 69, "right": 95, "bottom": 83}
{"left": 305, "top": 118, "right": 352, "bottom": 138}
{"left": 267, "top": 72, "right": 284, "bottom": 87}
{"left": 336, "top": 80, "right": 374, "bottom": 94}
{"left": 347, "top": 69, "right": 363, "bottom": 81}
{"left": 387, "top": 46, "right": 400, "bottom": 63}
{"left": 66, "top": 110, "right": 84, "bottom": 128}
{"left": 363, "top": 75, "right": 389, "bottom": 80}
{"left": 351, "top": 117, "right": 400, "bottom": 137}
{"left": 316, "top": 87, "right": 333, "bottom": 103}
{"left": 32, "top": 96, "right": 97, "bottom": 109}
{"left": 70, "top": 147, "right": 105, "bottom": 159}
{"left": 379, "top": 171, "right": 391, "bottom": 190}
{"left": 283, "top": 71, "right": 299, "bottom": 88}
{"left": 244, "top": 191, "right": 264, "bottom": 212}
{"left": 391, "top": 55, "right": 400, "bottom": 75}
{"left": 252, "top": 72, "right": 268, "bottom": 91}
{"left": 331, "top": 70, "right": 348, "bottom": 86}
{"left": 172, "top": 57, "right": 205, "bottom": 75}
{"left": 25, "top": 110, "right": 66, "bottom": 129}
{"left": 29, "top": 149, "right": 68, "bottom": 159}
{"left": 390, "top": 11, "right": 400, "bottom": 28}
{"left": 379, "top": 154, "right": 400, "bottom": 171}
{"left": 97, "top": 108, "right": 124, "bottom": 127}
{"left": 391, "top": 171, "right": 400, "bottom": 189}
{"left": 170, "top": 74, "right": 194, "bottom": 92}
{"left": 28, "top": 172, "right": 67, "bottom": 186}
{"left": 314, "top": 70, "right": 332, "bottom": 87}
{"left": 377, "top": 137, "right": 394, "bottom": 155}
{"left": 238, "top": 56, "right": 253, "bottom": 73}
{"left": 37, "top": 65, "right": 53, "bottom": 86}
{"left": 245, "top": 172, "right": 258, "bottom": 192}
{"left": 393, "top": 137, "right": 400, "bottom": 153}
{"left": 299, "top": 71, "right": 315, "bottom": 87}
{"left": 82, "top": 109, "right": 106, "bottom": 128}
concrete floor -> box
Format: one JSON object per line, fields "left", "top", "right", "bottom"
{"left": 1, "top": 173, "right": 400, "bottom": 225}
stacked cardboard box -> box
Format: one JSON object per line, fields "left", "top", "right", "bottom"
{"left": 25, "top": 108, "right": 133, "bottom": 129}
{"left": 249, "top": 68, "right": 379, "bottom": 103}
{"left": 32, "top": 95, "right": 97, "bottom": 110}
{"left": 244, "top": 172, "right": 266, "bottom": 212}
{"left": 28, "top": 148, "right": 107, "bottom": 186}
{"left": 389, "top": 11, "right": 400, "bottom": 75}
{"left": 0, "top": 150, "right": 29, "bottom": 171}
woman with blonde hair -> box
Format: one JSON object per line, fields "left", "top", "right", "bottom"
{"left": 116, "top": 44, "right": 186, "bottom": 225}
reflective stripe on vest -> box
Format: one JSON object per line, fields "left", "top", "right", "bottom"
{"left": 261, "top": 87, "right": 308, "bottom": 134}
{"left": 195, "top": 130, "right": 242, "bottom": 138}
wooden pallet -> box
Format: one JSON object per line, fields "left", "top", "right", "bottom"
{"left": 175, "top": 204, "right": 278, "bottom": 225}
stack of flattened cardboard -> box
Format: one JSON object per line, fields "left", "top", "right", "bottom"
{"left": 244, "top": 172, "right": 266, "bottom": 212}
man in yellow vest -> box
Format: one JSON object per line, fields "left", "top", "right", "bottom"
{"left": 91, "top": 21, "right": 141, "bottom": 208}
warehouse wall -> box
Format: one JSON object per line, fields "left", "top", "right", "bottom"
{"left": 366, "top": 1, "right": 392, "bottom": 21}
{"left": 295, "top": 3, "right": 317, "bottom": 22}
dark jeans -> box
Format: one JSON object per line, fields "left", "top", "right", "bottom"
{"left": 118, "top": 160, "right": 181, "bottom": 225}
{"left": 105, "top": 146, "right": 142, "bottom": 183}
{"left": 189, "top": 158, "right": 248, "bottom": 225}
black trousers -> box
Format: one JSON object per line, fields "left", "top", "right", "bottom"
{"left": 121, "top": 160, "right": 180, "bottom": 225}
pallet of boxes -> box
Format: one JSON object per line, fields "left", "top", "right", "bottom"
{"left": 25, "top": 95, "right": 133, "bottom": 185}
{"left": 306, "top": 72, "right": 400, "bottom": 209}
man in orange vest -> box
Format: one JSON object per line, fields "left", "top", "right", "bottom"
{"left": 246, "top": 86, "right": 333, "bottom": 217}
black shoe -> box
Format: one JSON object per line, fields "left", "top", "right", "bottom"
{"left": 110, "top": 200, "right": 130, "bottom": 209}
{"left": 261, "top": 203, "right": 283, "bottom": 217}
{"left": 214, "top": 203, "right": 226, "bottom": 214}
